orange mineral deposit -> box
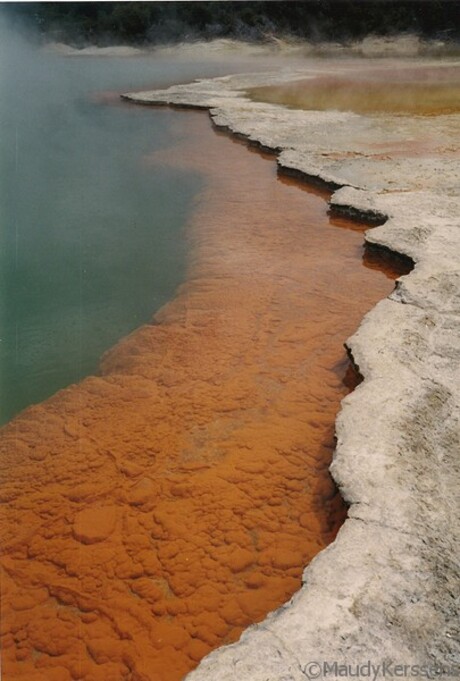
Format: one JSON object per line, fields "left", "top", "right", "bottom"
{"left": 0, "top": 110, "right": 410, "bottom": 681}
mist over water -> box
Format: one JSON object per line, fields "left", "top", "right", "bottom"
{"left": 0, "top": 22, "right": 273, "bottom": 425}
{"left": 2, "top": 15, "right": 457, "bottom": 426}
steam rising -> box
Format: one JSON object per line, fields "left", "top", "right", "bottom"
{"left": 2, "top": 17, "right": 268, "bottom": 424}
{"left": 1, "top": 9, "right": 458, "bottom": 426}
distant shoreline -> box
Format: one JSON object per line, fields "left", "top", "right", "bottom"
{"left": 43, "top": 35, "right": 460, "bottom": 60}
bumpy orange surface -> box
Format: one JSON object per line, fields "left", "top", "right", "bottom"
{"left": 0, "top": 111, "right": 409, "bottom": 681}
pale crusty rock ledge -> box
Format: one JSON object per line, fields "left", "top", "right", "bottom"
{"left": 123, "top": 62, "right": 460, "bottom": 679}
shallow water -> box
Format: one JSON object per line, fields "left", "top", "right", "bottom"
{"left": 0, "top": 33, "right": 280, "bottom": 425}
{"left": 0, "top": 108, "right": 410, "bottom": 681}
{"left": 248, "top": 63, "right": 460, "bottom": 115}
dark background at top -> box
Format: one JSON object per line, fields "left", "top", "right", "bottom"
{"left": 3, "top": 1, "right": 460, "bottom": 46}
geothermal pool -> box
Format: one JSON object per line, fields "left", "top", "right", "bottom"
{"left": 0, "top": 38, "right": 281, "bottom": 425}
{"left": 0, "top": 85, "right": 411, "bottom": 681}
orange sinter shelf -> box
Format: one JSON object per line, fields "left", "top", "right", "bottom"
{"left": 0, "top": 111, "right": 410, "bottom": 681}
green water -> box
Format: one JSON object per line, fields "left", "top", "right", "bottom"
{"left": 0, "top": 33, "right": 265, "bottom": 425}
